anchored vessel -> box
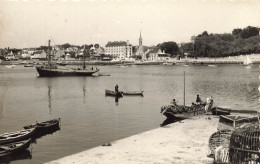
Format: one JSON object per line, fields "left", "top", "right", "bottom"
{"left": 36, "top": 40, "right": 99, "bottom": 77}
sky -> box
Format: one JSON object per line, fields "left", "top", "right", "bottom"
{"left": 0, "top": 0, "right": 260, "bottom": 49}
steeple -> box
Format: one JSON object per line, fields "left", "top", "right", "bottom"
{"left": 139, "top": 30, "right": 142, "bottom": 47}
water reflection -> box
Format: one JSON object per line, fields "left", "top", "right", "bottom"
{"left": 83, "top": 87, "right": 86, "bottom": 104}
{"left": 48, "top": 85, "right": 52, "bottom": 114}
{"left": 0, "top": 149, "right": 32, "bottom": 163}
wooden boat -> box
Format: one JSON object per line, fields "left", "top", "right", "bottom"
{"left": 0, "top": 128, "right": 36, "bottom": 144}
{"left": 0, "top": 149, "right": 32, "bottom": 163}
{"left": 208, "top": 129, "right": 233, "bottom": 158}
{"left": 36, "top": 40, "right": 99, "bottom": 77}
{"left": 105, "top": 89, "right": 123, "bottom": 97}
{"left": 23, "top": 118, "right": 60, "bottom": 132}
{"left": 120, "top": 90, "right": 143, "bottom": 96}
{"left": 161, "top": 104, "right": 206, "bottom": 119}
{"left": 211, "top": 107, "right": 231, "bottom": 115}
{"left": 0, "top": 139, "right": 31, "bottom": 158}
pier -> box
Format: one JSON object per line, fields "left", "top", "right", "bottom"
{"left": 46, "top": 115, "right": 218, "bottom": 164}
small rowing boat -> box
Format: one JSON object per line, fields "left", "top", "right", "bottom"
{"left": 0, "top": 128, "right": 36, "bottom": 144}
{"left": 0, "top": 139, "right": 31, "bottom": 158}
{"left": 211, "top": 107, "right": 231, "bottom": 115}
{"left": 24, "top": 118, "right": 60, "bottom": 132}
{"left": 105, "top": 89, "right": 123, "bottom": 97}
{"left": 120, "top": 90, "right": 143, "bottom": 96}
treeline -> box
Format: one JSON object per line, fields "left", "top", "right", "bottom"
{"left": 182, "top": 26, "right": 260, "bottom": 58}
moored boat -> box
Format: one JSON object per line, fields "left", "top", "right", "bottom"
{"left": 120, "top": 90, "right": 143, "bottom": 96}
{"left": 24, "top": 118, "right": 60, "bottom": 132}
{"left": 211, "top": 107, "right": 231, "bottom": 115}
{"left": 0, "top": 139, "right": 31, "bottom": 158}
{"left": 0, "top": 128, "right": 36, "bottom": 144}
{"left": 105, "top": 89, "right": 123, "bottom": 97}
{"left": 36, "top": 40, "right": 99, "bottom": 77}
{"left": 160, "top": 104, "right": 206, "bottom": 119}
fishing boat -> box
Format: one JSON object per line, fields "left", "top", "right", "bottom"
{"left": 211, "top": 106, "right": 231, "bottom": 115}
{"left": 36, "top": 40, "right": 99, "bottom": 77}
{"left": 24, "top": 118, "right": 60, "bottom": 132}
{"left": 243, "top": 55, "right": 253, "bottom": 67}
{"left": 0, "top": 128, "right": 36, "bottom": 144}
{"left": 160, "top": 104, "right": 206, "bottom": 119}
{"left": 120, "top": 90, "right": 143, "bottom": 96}
{"left": 0, "top": 139, "right": 31, "bottom": 158}
{"left": 105, "top": 89, "right": 123, "bottom": 97}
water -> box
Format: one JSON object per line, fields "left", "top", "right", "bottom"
{"left": 0, "top": 64, "right": 260, "bottom": 163}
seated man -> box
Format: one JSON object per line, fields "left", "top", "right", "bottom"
{"left": 196, "top": 95, "right": 202, "bottom": 105}
{"left": 170, "top": 99, "right": 177, "bottom": 106}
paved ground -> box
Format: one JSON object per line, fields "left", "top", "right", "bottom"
{"left": 46, "top": 115, "right": 219, "bottom": 164}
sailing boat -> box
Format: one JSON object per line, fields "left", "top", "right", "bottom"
{"left": 36, "top": 40, "right": 99, "bottom": 77}
{"left": 243, "top": 55, "right": 253, "bottom": 67}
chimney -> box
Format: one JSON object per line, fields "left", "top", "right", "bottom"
{"left": 126, "top": 40, "right": 129, "bottom": 45}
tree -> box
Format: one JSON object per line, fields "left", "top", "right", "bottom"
{"left": 240, "top": 26, "right": 259, "bottom": 39}
{"left": 61, "top": 43, "right": 71, "bottom": 50}
{"left": 232, "top": 28, "right": 242, "bottom": 35}
{"left": 158, "top": 41, "right": 179, "bottom": 57}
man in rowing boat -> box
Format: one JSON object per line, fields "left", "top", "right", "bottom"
{"left": 115, "top": 84, "right": 118, "bottom": 92}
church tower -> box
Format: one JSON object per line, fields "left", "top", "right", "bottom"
{"left": 139, "top": 31, "right": 142, "bottom": 47}
{"left": 136, "top": 30, "right": 145, "bottom": 60}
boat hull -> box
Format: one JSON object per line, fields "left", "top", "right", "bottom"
{"left": 120, "top": 91, "right": 143, "bottom": 96}
{"left": 0, "top": 139, "right": 31, "bottom": 158}
{"left": 105, "top": 89, "right": 123, "bottom": 97}
{"left": 161, "top": 104, "right": 205, "bottom": 119}
{"left": 0, "top": 128, "right": 36, "bottom": 144}
{"left": 36, "top": 67, "right": 99, "bottom": 77}
{"left": 211, "top": 107, "right": 231, "bottom": 115}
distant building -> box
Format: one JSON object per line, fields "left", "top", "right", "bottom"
{"left": 105, "top": 41, "right": 133, "bottom": 60}
{"left": 5, "top": 51, "right": 15, "bottom": 60}
{"left": 146, "top": 47, "right": 170, "bottom": 61}
{"left": 31, "top": 50, "right": 47, "bottom": 59}
{"left": 135, "top": 31, "right": 145, "bottom": 60}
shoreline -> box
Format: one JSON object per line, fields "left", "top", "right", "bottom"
{"left": 46, "top": 115, "right": 218, "bottom": 164}
{"left": 1, "top": 54, "right": 260, "bottom": 66}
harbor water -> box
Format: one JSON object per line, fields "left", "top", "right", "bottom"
{"left": 0, "top": 64, "right": 260, "bottom": 164}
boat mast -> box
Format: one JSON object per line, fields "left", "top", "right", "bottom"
{"left": 184, "top": 71, "right": 185, "bottom": 106}
{"left": 48, "top": 39, "right": 51, "bottom": 68}
{"left": 83, "top": 45, "right": 86, "bottom": 70}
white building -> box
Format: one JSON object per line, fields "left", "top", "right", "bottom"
{"left": 105, "top": 41, "right": 133, "bottom": 60}
{"left": 146, "top": 48, "right": 170, "bottom": 61}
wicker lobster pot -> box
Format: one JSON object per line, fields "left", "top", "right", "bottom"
{"left": 229, "top": 124, "right": 260, "bottom": 164}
